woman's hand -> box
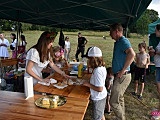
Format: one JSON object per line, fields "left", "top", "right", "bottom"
{"left": 43, "top": 78, "right": 50, "bottom": 83}
{"left": 61, "top": 71, "right": 70, "bottom": 78}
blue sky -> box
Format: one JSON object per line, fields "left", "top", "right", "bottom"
{"left": 147, "top": 0, "right": 160, "bottom": 17}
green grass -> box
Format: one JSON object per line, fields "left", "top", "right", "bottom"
{"left": 3, "top": 30, "right": 159, "bottom": 120}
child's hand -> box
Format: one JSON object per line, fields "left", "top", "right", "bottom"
{"left": 83, "top": 81, "right": 90, "bottom": 87}
{"left": 145, "top": 64, "right": 149, "bottom": 69}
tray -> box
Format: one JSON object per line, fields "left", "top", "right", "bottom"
{"left": 35, "top": 95, "right": 66, "bottom": 109}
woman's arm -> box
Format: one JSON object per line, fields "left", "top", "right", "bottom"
{"left": 26, "top": 60, "right": 43, "bottom": 82}
{"left": 49, "top": 59, "right": 70, "bottom": 78}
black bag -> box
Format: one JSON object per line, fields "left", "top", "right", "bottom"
{"left": 10, "top": 45, "right": 15, "bottom": 50}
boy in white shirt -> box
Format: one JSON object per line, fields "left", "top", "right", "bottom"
{"left": 83, "top": 46, "right": 107, "bottom": 120}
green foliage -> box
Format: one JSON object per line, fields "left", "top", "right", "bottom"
{"left": 136, "top": 12, "right": 151, "bottom": 36}
{"left": 146, "top": 9, "right": 159, "bottom": 23}
{"left": 129, "top": 9, "right": 159, "bottom": 36}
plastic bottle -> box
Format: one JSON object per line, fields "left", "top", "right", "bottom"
{"left": 78, "top": 63, "right": 83, "bottom": 78}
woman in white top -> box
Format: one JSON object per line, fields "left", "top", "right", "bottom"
{"left": 0, "top": 33, "right": 10, "bottom": 59}
{"left": 25, "top": 31, "right": 70, "bottom": 85}
{"left": 64, "top": 36, "right": 71, "bottom": 61}
{"left": 10, "top": 33, "right": 17, "bottom": 58}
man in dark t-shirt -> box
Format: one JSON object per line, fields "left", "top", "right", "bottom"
{"left": 75, "top": 32, "right": 88, "bottom": 62}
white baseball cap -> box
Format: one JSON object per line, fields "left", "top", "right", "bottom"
{"left": 88, "top": 46, "right": 102, "bottom": 57}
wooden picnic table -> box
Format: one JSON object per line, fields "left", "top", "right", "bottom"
{"left": 34, "top": 72, "right": 91, "bottom": 99}
{"left": 0, "top": 91, "right": 89, "bottom": 120}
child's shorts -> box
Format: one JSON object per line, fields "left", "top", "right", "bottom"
{"left": 92, "top": 97, "right": 106, "bottom": 120}
{"left": 134, "top": 66, "right": 146, "bottom": 83}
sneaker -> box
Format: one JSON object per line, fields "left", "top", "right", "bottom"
{"left": 131, "top": 92, "right": 137, "bottom": 96}
{"left": 137, "top": 95, "right": 143, "bottom": 100}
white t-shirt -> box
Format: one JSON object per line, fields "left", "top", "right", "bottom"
{"left": 10, "top": 39, "right": 17, "bottom": 48}
{"left": 65, "top": 41, "right": 70, "bottom": 49}
{"left": 25, "top": 48, "right": 50, "bottom": 85}
{"left": 154, "top": 42, "right": 160, "bottom": 67}
{"left": 19, "top": 41, "right": 26, "bottom": 46}
{"left": 90, "top": 66, "right": 107, "bottom": 100}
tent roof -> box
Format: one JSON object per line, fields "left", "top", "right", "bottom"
{"left": 0, "top": 0, "right": 151, "bottom": 30}
{"left": 148, "top": 19, "right": 160, "bottom": 34}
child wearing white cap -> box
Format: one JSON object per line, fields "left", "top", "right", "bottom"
{"left": 83, "top": 46, "right": 107, "bottom": 120}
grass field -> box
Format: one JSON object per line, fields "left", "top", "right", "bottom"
{"left": 4, "top": 30, "right": 160, "bottom": 120}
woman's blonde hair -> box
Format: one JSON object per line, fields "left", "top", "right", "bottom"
{"left": 52, "top": 46, "right": 63, "bottom": 62}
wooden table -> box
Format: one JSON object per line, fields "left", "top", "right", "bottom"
{"left": 0, "top": 91, "right": 89, "bottom": 120}
{"left": 0, "top": 58, "right": 18, "bottom": 72}
{"left": 34, "top": 73, "right": 91, "bottom": 99}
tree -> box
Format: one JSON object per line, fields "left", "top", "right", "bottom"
{"left": 129, "top": 9, "right": 159, "bottom": 35}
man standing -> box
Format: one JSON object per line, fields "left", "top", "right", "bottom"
{"left": 75, "top": 32, "right": 88, "bottom": 62}
{"left": 109, "top": 23, "right": 135, "bottom": 120}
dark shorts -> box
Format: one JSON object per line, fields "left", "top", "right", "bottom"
{"left": 156, "top": 67, "right": 160, "bottom": 83}
{"left": 134, "top": 66, "right": 146, "bottom": 83}
{"left": 91, "top": 97, "right": 106, "bottom": 120}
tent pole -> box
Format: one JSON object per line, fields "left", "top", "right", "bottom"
{"left": 15, "top": 10, "right": 20, "bottom": 71}
{"left": 125, "top": 27, "right": 128, "bottom": 38}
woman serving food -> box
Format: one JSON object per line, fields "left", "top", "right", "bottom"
{"left": 25, "top": 31, "right": 70, "bottom": 85}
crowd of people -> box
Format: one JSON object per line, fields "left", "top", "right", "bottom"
{"left": 1, "top": 23, "right": 160, "bottom": 120}
{"left": 0, "top": 32, "right": 27, "bottom": 59}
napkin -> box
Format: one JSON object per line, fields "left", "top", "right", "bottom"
{"left": 50, "top": 78, "right": 57, "bottom": 84}
{"left": 69, "top": 62, "right": 80, "bottom": 65}
{"left": 70, "top": 70, "right": 78, "bottom": 75}
{"left": 24, "top": 76, "right": 34, "bottom": 99}
{"left": 75, "top": 79, "right": 85, "bottom": 85}
{"left": 38, "top": 81, "right": 50, "bottom": 86}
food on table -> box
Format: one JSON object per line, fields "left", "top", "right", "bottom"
{"left": 53, "top": 95, "right": 59, "bottom": 100}
{"left": 42, "top": 97, "right": 50, "bottom": 105}
{"left": 52, "top": 99, "right": 57, "bottom": 108}
{"left": 57, "top": 82, "right": 62, "bottom": 86}
{"left": 68, "top": 79, "right": 74, "bottom": 85}
{"left": 63, "top": 80, "right": 68, "bottom": 85}
{"left": 76, "top": 79, "right": 85, "bottom": 85}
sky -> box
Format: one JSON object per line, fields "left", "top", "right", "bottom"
{"left": 147, "top": 0, "right": 160, "bottom": 17}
